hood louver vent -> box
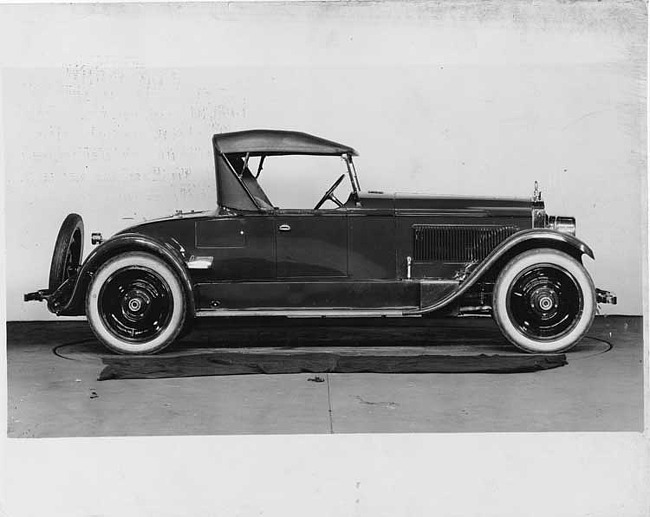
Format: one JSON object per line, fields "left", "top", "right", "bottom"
{"left": 413, "top": 225, "right": 519, "bottom": 262}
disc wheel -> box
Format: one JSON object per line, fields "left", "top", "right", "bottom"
{"left": 86, "top": 252, "right": 186, "bottom": 354}
{"left": 492, "top": 248, "right": 595, "bottom": 353}
{"left": 49, "top": 213, "right": 84, "bottom": 291}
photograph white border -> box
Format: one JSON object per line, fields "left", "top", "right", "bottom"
{"left": 1, "top": 1, "right": 647, "bottom": 515}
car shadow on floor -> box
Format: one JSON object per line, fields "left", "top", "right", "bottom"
{"left": 43, "top": 316, "right": 616, "bottom": 361}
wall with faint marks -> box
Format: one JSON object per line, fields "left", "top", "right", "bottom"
{"left": 1, "top": 1, "right": 646, "bottom": 319}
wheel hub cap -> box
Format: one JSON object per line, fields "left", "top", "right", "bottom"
{"left": 128, "top": 298, "right": 142, "bottom": 312}
{"left": 122, "top": 288, "right": 151, "bottom": 321}
{"left": 529, "top": 287, "right": 559, "bottom": 316}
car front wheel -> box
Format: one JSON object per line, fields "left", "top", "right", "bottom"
{"left": 492, "top": 248, "right": 595, "bottom": 353}
{"left": 86, "top": 252, "right": 186, "bottom": 354}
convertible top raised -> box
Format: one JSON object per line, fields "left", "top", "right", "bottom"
{"left": 213, "top": 129, "right": 358, "bottom": 157}
{"left": 214, "top": 129, "right": 361, "bottom": 212}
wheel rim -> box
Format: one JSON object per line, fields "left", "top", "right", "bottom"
{"left": 98, "top": 265, "right": 174, "bottom": 343}
{"left": 506, "top": 263, "right": 584, "bottom": 341}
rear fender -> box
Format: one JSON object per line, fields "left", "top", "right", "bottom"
{"left": 409, "top": 229, "right": 594, "bottom": 315}
{"left": 54, "top": 233, "right": 195, "bottom": 317}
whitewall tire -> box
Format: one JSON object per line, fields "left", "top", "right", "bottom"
{"left": 86, "top": 252, "right": 186, "bottom": 354}
{"left": 492, "top": 248, "right": 595, "bottom": 353}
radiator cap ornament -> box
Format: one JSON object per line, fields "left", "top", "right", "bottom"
{"left": 532, "top": 181, "right": 542, "bottom": 202}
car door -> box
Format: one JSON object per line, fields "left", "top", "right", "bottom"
{"left": 199, "top": 209, "right": 349, "bottom": 310}
{"left": 275, "top": 209, "right": 348, "bottom": 279}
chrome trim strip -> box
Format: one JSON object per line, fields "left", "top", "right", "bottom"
{"left": 196, "top": 309, "right": 413, "bottom": 318}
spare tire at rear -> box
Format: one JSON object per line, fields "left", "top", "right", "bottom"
{"left": 49, "top": 213, "right": 84, "bottom": 291}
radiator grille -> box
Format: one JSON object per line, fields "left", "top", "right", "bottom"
{"left": 413, "top": 225, "right": 519, "bottom": 262}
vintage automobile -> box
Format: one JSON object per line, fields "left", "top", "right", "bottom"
{"left": 25, "top": 129, "right": 616, "bottom": 355}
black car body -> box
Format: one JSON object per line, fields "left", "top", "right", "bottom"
{"left": 25, "top": 129, "right": 616, "bottom": 354}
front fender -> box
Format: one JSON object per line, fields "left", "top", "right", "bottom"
{"left": 510, "top": 229, "right": 593, "bottom": 259}
{"left": 54, "top": 233, "right": 195, "bottom": 317}
{"left": 408, "top": 229, "right": 594, "bottom": 315}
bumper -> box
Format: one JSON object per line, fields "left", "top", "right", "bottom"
{"left": 24, "top": 289, "right": 51, "bottom": 302}
{"left": 24, "top": 276, "right": 77, "bottom": 315}
{"left": 596, "top": 288, "right": 617, "bottom": 305}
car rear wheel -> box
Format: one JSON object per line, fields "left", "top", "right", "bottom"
{"left": 86, "top": 252, "right": 186, "bottom": 354}
{"left": 492, "top": 248, "right": 595, "bottom": 353}
{"left": 49, "top": 213, "right": 84, "bottom": 291}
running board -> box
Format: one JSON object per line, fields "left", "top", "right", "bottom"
{"left": 196, "top": 308, "right": 418, "bottom": 318}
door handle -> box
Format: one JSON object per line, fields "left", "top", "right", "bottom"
{"left": 278, "top": 224, "right": 291, "bottom": 232}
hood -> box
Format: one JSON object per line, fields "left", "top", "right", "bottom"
{"left": 357, "top": 191, "right": 533, "bottom": 215}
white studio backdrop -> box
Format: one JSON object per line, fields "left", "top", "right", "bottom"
{"left": 2, "top": 1, "right": 646, "bottom": 320}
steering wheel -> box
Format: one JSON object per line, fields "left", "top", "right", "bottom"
{"left": 314, "top": 174, "right": 346, "bottom": 210}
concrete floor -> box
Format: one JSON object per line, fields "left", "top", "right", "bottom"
{"left": 6, "top": 315, "right": 644, "bottom": 437}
